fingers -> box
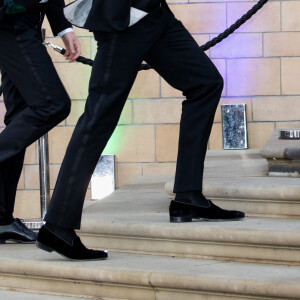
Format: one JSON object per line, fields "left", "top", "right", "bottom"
{"left": 70, "top": 38, "right": 81, "bottom": 62}
{"left": 74, "top": 39, "right": 81, "bottom": 61}
{"left": 64, "top": 48, "right": 70, "bottom": 59}
{"left": 62, "top": 32, "right": 81, "bottom": 63}
{"left": 67, "top": 38, "right": 76, "bottom": 62}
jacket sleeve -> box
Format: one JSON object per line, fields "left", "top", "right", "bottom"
{"left": 46, "top": 0, "right": 72, "bottom": 36}
{"left": 14, "top": 0, "right": 39, "bottom": 7}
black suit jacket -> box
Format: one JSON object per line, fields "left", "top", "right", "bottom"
{"left": 84, "top": 0, "right": 171, "bottom": 32}
{"left": 0, "top": 0, "right": 71, "bottom": 36}
{"left": 46, "top": 0, "right": 72, "bottom": 36}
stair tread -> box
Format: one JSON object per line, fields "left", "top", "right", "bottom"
{"left": 82, "top": 213, "right": 300, "bottom": 247}
{"left": 82, "top": 213, "right": 300, "bottom": 234}
{"left": 1, "top": 245, "right": 300, "bottom": 295}
{"left": 80, "top": 174, "right": 300, "bottom": 247}
{"left": 0, "top": 289, "right": 87, "bottom": 300}
{"left": 204, "top": 149, "right": 268, "bottom": 178}
{"left": 163, "top": 149, "right": 300, "bottom": 200}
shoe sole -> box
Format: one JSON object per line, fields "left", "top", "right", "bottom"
{"left": 0, "top": 239, "right": 36, "bottom": 244}
{"left": 36, "top": 241, "right": 108, "bottom": 261}
{"left": 170, "top": 216, "right": 245, "bottom": 223}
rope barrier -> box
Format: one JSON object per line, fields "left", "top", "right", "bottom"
{"left": 200, "top": 0, "right": 268, "bottom": 52}
{"left": 0, "top": 0, "right": 269, "bottom": 96}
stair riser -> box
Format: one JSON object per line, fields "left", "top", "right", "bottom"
{"left": 0, "top": 273, "right": 298, "bottom": 300}
{"left": 0, "top": 274, "right": 153, "bottom": 300}
{"left": 80, "top": 234, "right": 300, "bottom": 266}
{"left": 211, "top": 199, "right": 300, "bottom": 218}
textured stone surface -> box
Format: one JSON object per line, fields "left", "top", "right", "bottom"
{"left": 282, "top": 1, "right": 300, "bottom": 31}
{"left": 163, "top": 149, "right": 300, "bottom": 218}
{"left": 247, "top": 122, "right": 276, "bottom": 149}
{"left": 260, "top": 128, "right": 300, "bottom": 159}
{"left": 76, "top": 167, "right": 300, "bottom": 264}
{"left": 0, "top": 246, "right": 300, "bottom": 299}
{"left": 264, "top": 32, "right": 300, "bottom": 57}
{"left": 2, "top": 154, "right": 300, "bottom": 298}
{"left": 0, "top": 290, "right": 88, "bottom": 300}
{"left": 227, "top": 58, "right": 280, "bottom": 96}
{"left": 211, "top": 33, "right": 262, "bottom": 58}
{"left": 227, "top": 2, "right": 280, "bottom": 33}
{"left": 253, "top": 96, "right": 300, "bottom": 122}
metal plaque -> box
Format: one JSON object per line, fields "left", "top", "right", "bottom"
{"left": 279, "top": 130, "right": 300, "bottom": 140}
{"left": 221, "top": 104, "right": 248, "bottom": 150}
{"left": 91, "top": 154, "right": 115, "bottom": 200}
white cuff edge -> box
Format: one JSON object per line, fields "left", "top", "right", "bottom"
{"left": 58, "top": 28, "right": 74, "bottom": 38}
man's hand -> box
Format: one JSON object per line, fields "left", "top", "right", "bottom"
{"left": 61, "top": 32, "right": 81, "bottom": 63}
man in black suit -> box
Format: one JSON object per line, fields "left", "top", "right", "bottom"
{"left": 37, "top": 0, "right": 245, "bottom": 259}
{"left": 0, "top": 0, "right": 106, "bottom": 259}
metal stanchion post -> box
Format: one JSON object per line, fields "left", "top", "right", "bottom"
{"left": 39, "top": 132, "right": 50, "bottom": 220}
{"left": 24, "top": 29, "right": 49, "bottom": 230}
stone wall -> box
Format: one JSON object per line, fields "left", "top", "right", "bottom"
{"left": 0, "top": 0, "right": 300, "bottom": 219}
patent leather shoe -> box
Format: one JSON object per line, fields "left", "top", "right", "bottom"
{"left": 36, "top": 225, "right": 108, "bottom": 260}
{"left": 0, "top": 218, "right": 37, "bottom": 243}
{"left": 170, "top": 200, "right": 245, "bottom": 222}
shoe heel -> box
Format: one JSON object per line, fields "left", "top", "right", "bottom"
{"left": 170, "top": 216, "right": 192, "bottom": 223}
{"left": 36, "top": 241, "right": 53, "bottom": 253}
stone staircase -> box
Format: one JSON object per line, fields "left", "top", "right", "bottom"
{"left": 0, "top": 149, "right": 300, "bottom": 299}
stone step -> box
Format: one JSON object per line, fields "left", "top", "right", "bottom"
{"left": 260, "top": 127, "right": 300, "bottom": 177}
{"left": 78, "top": 176, "right": 300, "bottom": 265}
{"left": 0, "top": 245, "right": 300, "bottom": 300}
{"left": 165, "top": 176, "right": 300, "bottom": 218}
{"left": 164, "top": 149, "right": 300, "bottom": 218}
{"left": 0, "top": 289, "right": 91, "bottom": 300}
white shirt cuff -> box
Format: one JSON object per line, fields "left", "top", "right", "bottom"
{"left": 58, "top": 28, "right": 74, "bottom": 38}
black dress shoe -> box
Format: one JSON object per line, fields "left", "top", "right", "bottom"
{"left": 36, "top": 225, "right": 108, "bottom": 261}
{"left": 169, "top": 200, "right": 245, "bottom": 223}
{"left": 0, "top": 218, "right": 37, "bottom": 243}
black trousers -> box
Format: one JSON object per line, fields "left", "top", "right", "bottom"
{"left": 45, "top": 4, "right": 223, "bottom": 229}
{"left": 0, "top": 6, "right": 71, "bottom": 219}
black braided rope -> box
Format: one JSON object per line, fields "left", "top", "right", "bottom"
{"left": 0, "top": 0, "right": 268, "bottom": 96}
{"left": 76, "top": 56, "right": 93, "bottom": 66}
{"left": 60, "top": 48, "right": 94, "bottom": 66}
{"left": 201, "top": 0, "right": 268, "bottom": 51}
{"left": 141, "top": 0, "right": 269, "bottom": 70}
{"left": 62, "top": 0, "right": 269, "bottom": 71}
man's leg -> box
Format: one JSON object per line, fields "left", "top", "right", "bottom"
{"left": 38, "top": 6, "right": 168, "bottom": 260}
{"left": 144, "top": 12, "right": 244, "bottom": 221}
{"left": 44, "top": 6, "right": 167, "bottom": 231}
{"left": 0, "top": 71, "right": 29, "bottom": 225}
{"left": 0, "top": 23, "right": 71, "bottom": 242}
{"left": 44, "top": 33, "right": 143, "bottom": 230}
{"left": 39, "top": 33, "right": 145, "bottom": 260}
{"left": 0, "top": 151, "right": 25, "bottom": 225}
{"left": 0, "top": 26, "right": 71, "bottom": 164}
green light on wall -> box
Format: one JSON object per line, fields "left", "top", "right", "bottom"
{"left": 103, "top": 101, "right": 132, "bottom": 155}
{"left": 103, "top": 126, "right": 126, "bottom": 155}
